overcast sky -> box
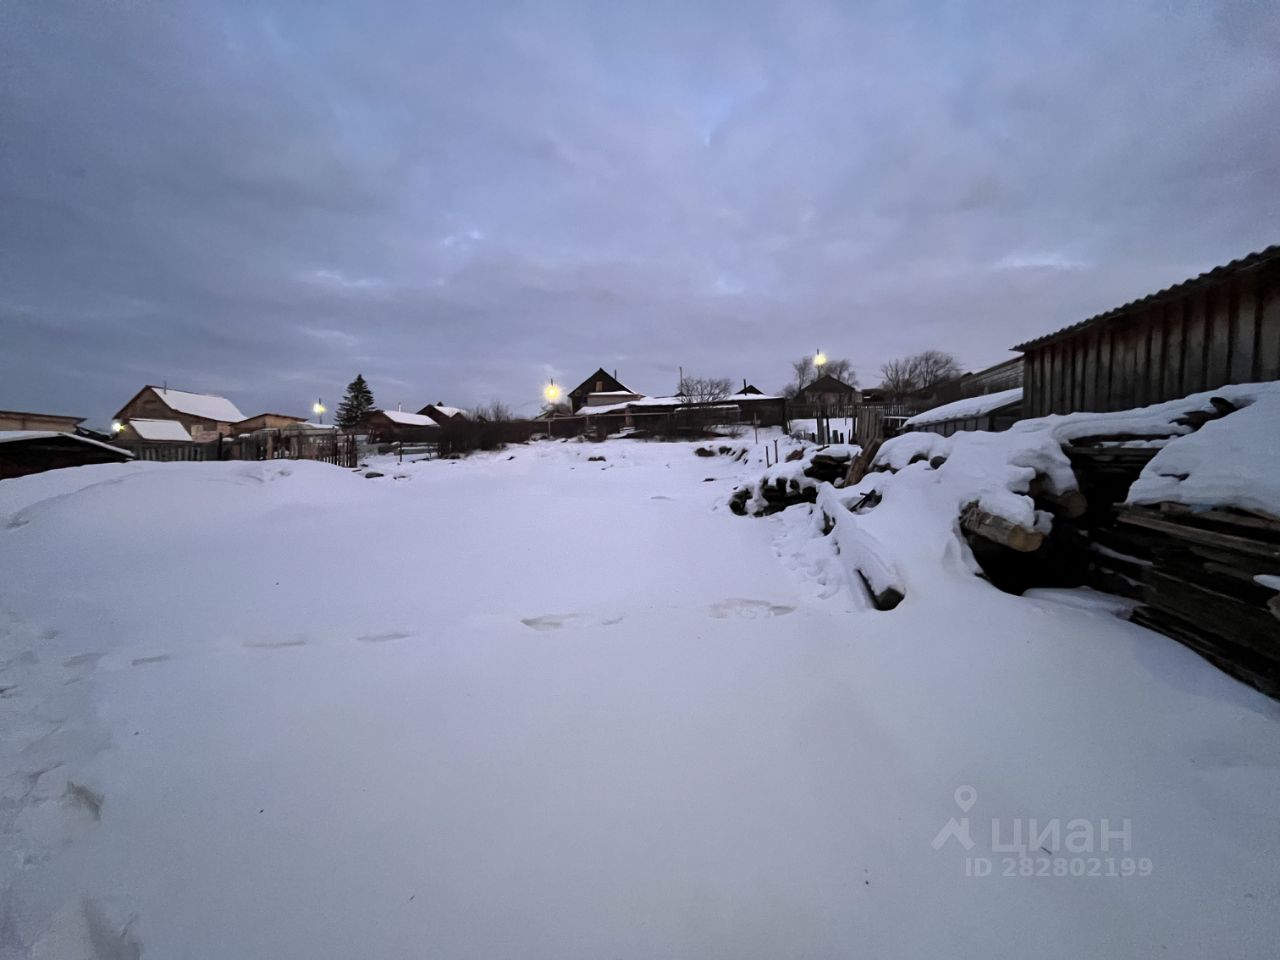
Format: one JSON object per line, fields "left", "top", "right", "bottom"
{"left": 3, "top": 1, "right": 1278, "bottom": 424}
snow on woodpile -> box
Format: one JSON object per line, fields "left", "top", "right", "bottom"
{"left": 1127, "top": 385, "right": 1280, "bottom": 519}
{"left": 902, "top": 386, "right": 1022, "bottom": 427}
{"left": 737, "top": 380, "right": 1280, "bottom": 609}
{"left": 728, "top": 444, "right": 859, "bottom": 515}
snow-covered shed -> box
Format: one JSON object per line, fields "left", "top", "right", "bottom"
{"left": 0, "top": 431, "right": 134, "bottom": 480}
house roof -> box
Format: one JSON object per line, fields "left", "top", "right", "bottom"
{"left": 0, "top": 430, "right": 135, "bottom": 457}
{"left": 570, "top": 367, "right": 632, "bottom": 397}
{"left": 378, "top": 410, "right": 440, "bottom": 427}
{"left": 1012, "top": 245, "right": 1280, "bottom": 352}
{"left": 799, "top": 374, "right": 857, "bottom": 395}
{"left": 421, "top": 404, "right": 467, "bottom": 419}
{"left": 236, "top": 412, "right": 307, "bottom": 423}
{"left": 0, "top": 410, "right": 85, "bottom": 424}
{"left": 114, "top": 386, "right": 246, "bottom": 423}
{"left": 127, "top": 418, "right": 193, "bottom": 441}
{"left": 903, "top": 387, "right": 1024, "bottom": 428}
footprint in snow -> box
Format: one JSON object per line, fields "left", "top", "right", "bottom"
{"left": 242, "top": 638, "right": 309, "bottom": 649}
{"left": 520, "top": 613, "right": 624, "bottom": 631}
{"left": 131, "top": 655, "right": 171, "bottom": 667}
{"left": 707, "top": 598, "right": 796, "bottom": 620}
{"left": 356, "top": 631, "right": 413, "bottom": 644}
{"left": 650, "top": 495, "right": 675, "bottom": 501}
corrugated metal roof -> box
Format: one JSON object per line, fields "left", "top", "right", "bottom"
{"left": 1012, "top": 245, "right": 1280, "bottom": 353}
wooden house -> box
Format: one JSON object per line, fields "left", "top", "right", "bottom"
{"left": 1014, "top": 245, "right": 1280, "bottom": 418}
{"left": 794, "top": 374, "right": 860, "bottom": 417}
{"left": 113, "top": 386, "right": 247, "bottom": 441}
{"left": 416, "top": 403, "right": 468, "bottom": 423}
{"left": 0, "top": 410, "right": 85, "bottom": 433}
{"left": 568, "top": 368, "right": 635, "bottom": 411}
{"left": 233, "top": 413, "right": 308, "bottom": 434}
{"left": 358, "top": 409, "right": 443, "bottom": 443}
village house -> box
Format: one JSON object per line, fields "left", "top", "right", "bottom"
{"left": 1014, "top": 244, "right": 1280, "bottom": 418}
{"left": 233, "top": 413, "right": 308, "bottom": 434}
{"left": 568, "top": 368, "right": 638, "bottom": 411}
{"left": 357, "top": 409, "right": 443, "bottom": 444}
{"left": 0, "top": 409, "right": 85, "bottom": 433}
{"left": 416, "top": 403, "right": 468, "bottom": 423}
{"left": 794, "top": 374, "right": 860, "bottom": 415}
{"left": 113, "top": 386, "right": 247, "bottom": 442}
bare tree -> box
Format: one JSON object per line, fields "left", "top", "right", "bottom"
{"left": 822, "top": 358, "right": 857, "bottom": 387}
{"left": 878, "top": 350, "right": 962, "bottom": 400}
{"left": 470, "top": 401, "right": 515, "bottom": 422}
{"left": 678, "top": 375, "right": 733, "bottom": 404}
{"left": 911, "top": 350, "right": 961, "bottom": 390}
{"left": 790, "top": 355, "right": 816, "bottom": 393}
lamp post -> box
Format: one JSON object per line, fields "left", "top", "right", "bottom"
{"left": 813, "top": 349, "right": 828, "bottom": 443}
{"left": 312, "top": 398, "right": 325, "bottom": 425}
{"left": 543, "top": 380, "right": 560, "bottom": 438}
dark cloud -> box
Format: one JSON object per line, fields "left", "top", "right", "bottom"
{"left": 3, "top": 0, "right": 1277, "bottom": 423}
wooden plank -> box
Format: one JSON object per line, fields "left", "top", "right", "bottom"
{"left": 1183, "top": 290, "right": 1208, "bottom": 394}
{"left": 1231, "top": 275, "right": 1259, "bottom": 384}
{"left": 1081, "top": 329, "right": 1097, "bottom": 410}
{"left": 1165, "top": 301, "right": 1186, "bottom": 400}
{"left": 1206, "top": 283, "right": 1234, "bottom": 390}
{"left": 1144, "top": 570, "right": 1280, "bottom": 661}
{"left": 1257, "top": 271, "right": 1280, "bottom": 381}
{"left": 1119, "top": 509, "right": 1280, "bottom": 560}
{"left": 1097, "top": 326, "right": 1114, "bottom": 411}
{"left": 1148, "top": 307, "right": 1166, "bottom": 405}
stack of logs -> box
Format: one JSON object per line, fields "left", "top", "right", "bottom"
{"left": 728, "top": 446, "right": 856, "bottom": 515}
{"left": 1119, "top": 503, "right": 1280, "bottom": 697}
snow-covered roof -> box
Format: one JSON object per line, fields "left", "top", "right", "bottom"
{"left": 904, "top": 388, "right": 1023, "bottom": 428}
{"left": 380, "top": 410, "right": 440, "bottom": 427}
{"left": 149, "top": 387, "right": 245, "bottom": 423}
{"left": 0, "top": 431, "right": 134, "bottom": 457}
{"left": 726, "top": 391, "right": 783, "bottom": 402}
{"left": 128, "top": 418, "right": 193, "bottom": 441}
{"left": 428, "top": 405, "right": 466, "bottom": 419}
{"left": 588, "top": 390, "right": 639, "bottom": 398}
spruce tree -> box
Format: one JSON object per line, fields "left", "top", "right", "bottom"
{"left": 335, "top": 374, "right": 376, "bottom": 429}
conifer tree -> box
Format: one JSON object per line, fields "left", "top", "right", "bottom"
{"left": 335, "top": 374, "right": 376, "bottom": 429}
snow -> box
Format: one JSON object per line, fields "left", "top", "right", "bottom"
{"left": 1127, "top": 387, "right": 1280, "bottom": 519}
{"left": 1, "top": 436, "right": 1278, "bottom": 958}
{"left": 903, "top": 387, "right": 1023, "bottom": 427}
{"left": 426, "top": 405, "right": 466, "bottom": 419}
{"left": 379, "top": 409, "right": 440, "bottom": 426}
{"left": 150, "top": 387, "right": 245, "bottom": 423}
{"left": 126, "top": 417, "right": 192, "bottom": 441}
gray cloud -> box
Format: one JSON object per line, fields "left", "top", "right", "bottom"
{"left": 3, "top": 0, "right": 1278, "bottom": 424}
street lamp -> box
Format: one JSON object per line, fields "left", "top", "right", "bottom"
{"left": 111, "top": 421, "right": 124, "bottom": 434}
{"left": 814, "top": 349, "right": 828, "bottom": 368}
{"left": 312, "top": 398, "right": 325, "bottom": 424}
{"left": 543, "top": 379, "right": 561, "bottom": 403}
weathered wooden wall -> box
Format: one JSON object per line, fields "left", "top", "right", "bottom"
{"left": 1023, "top": 257, "right": 1280, "bottom": 418}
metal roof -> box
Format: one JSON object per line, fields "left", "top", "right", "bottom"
{"left": 1012, "top": 244, "right": 1280, "bottom": 353}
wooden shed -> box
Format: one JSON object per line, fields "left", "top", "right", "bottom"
{"left": 0, "top": 431, "right": 134, "bottom": 480}
{"left": 1015, "top": 245, "right": 1280, "bottom": 418}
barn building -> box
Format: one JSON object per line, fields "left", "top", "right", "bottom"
{"left": 1014, "top": 245, "right": 1280, "bottom": 418}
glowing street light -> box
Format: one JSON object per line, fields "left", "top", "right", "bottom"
{"left": 312, "top": 398, "right": 326, "bottom": 424}
{"left": 543, "top": 379, "right": 561, "bottom": 403}
{"left": 814, "top": 349, "right": 828, "bottom": 368}
{"left": 111, "top": 421, "right": 124, "bottom": 434}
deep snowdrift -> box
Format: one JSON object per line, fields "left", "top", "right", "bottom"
{"left": 1, "top": 437, "right": 1278, "bottom": 959}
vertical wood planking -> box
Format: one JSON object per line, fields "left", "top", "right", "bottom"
{"left": 1257, "top": 272, "right": 1280, "bottom": 381}
{"left": 1149, "top": 305, "right": 1167, "bottom": 404}
{"left": 1231, "top": 273, "right": 1258, "bottom": 383}
{"left": 1183, "top": 292, "right": 1206, "bottom": 394}
{"left": 1205, "top": 285, "right": 1233, "bottom": 390}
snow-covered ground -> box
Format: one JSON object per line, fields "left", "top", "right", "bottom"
{"left": 1, "top": 435, "right": 1278, "bottom": 959}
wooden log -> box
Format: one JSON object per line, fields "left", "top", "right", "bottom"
{"left": 1028, "top": 476, "right": 1088, "bottom": 519}
{"left": 960, "top": 503, "right": 1045, "bottom": 552}
{"left": 1143, "top": 570, "right": 1280, "bottom": 662}
{"left": 844, "top": 438, "right": 882, "bottom": 486}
